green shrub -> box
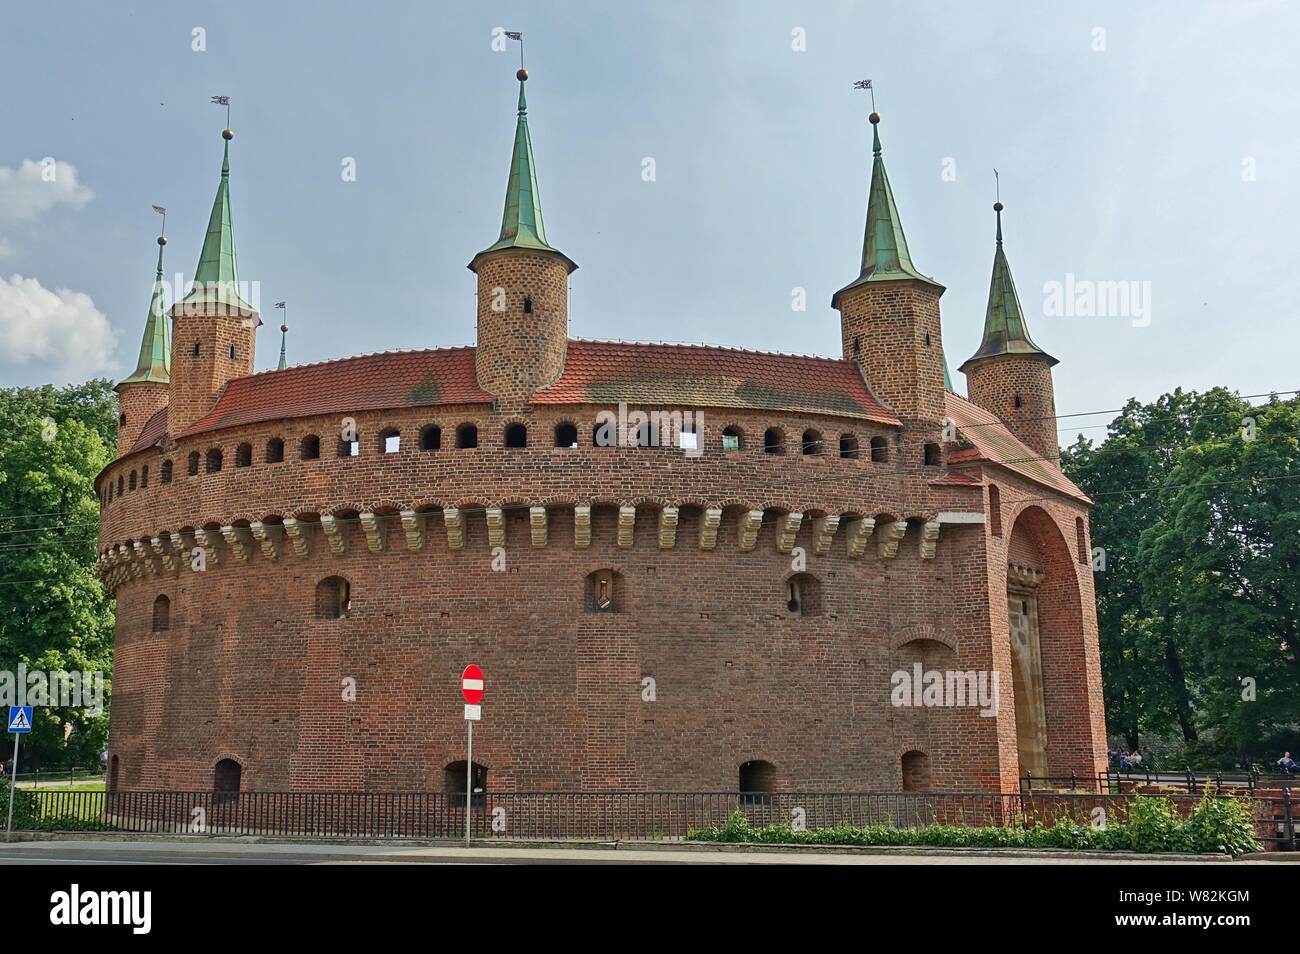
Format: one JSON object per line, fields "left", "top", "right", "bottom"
{"left": 0, "top": 779, "right": 109, "bottom": 832}
{"left": 1186, "top": 793, "right": 1260, "bottom": 856}
{"left": 0, "top": 778, "right": 40, "bottom": 829}
{"left": 687, "top": 796, "right": 1260, "bottom": 856}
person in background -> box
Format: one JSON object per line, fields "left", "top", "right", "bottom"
{"left": 1277, "top": 752, "right": 1299, "bottom": 776}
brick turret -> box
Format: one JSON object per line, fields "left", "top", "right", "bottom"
{"left": 833, "top": 113, "right": 947, "bottom": 425}
{"left": 959, "top": 202, "right": 1060, "bottom": 466}
{"left": 115, "top": 234, "right": 172, "bottom": 456}
{"left": 167, "top": 129, "right": 260, "bottom": 436}
{"left": 470, "top": 69, "right": 576, "bottom": 413}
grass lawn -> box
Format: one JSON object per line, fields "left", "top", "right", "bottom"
{"left": 17, "top": 780, "right": 105, "bottom": 792}
{"left": 43, "top": 781, "right": 105, "bottom": 792}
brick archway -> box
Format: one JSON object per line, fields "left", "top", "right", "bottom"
{"left": 1006, "top": 505, "right": 1095, "bottom": 780}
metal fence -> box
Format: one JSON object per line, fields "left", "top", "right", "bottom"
{"left": 1023, "top": 770, "right": 1299, "bottom": 794}
{"left": 3, "top": 765, "right": 100, "bottom": 786}
{"left": 15, "top": 788, "right": 1295, "bottom": 850}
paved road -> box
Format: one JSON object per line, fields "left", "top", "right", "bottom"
{"left": 0, "top": 838, "right": 1269, "bottom": 865}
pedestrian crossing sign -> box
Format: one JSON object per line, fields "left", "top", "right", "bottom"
{"left": 7, "top": 707, "right": 32, "bottom": 733}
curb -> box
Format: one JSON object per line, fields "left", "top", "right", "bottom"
{"left": 2, "top": 831, "right": 1241, "bottom": 862}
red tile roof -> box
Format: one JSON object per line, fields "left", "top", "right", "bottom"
{"left": 129, "top": 406, "right": 170, "bottom": 454}
{"left": 179, "top": 347, "right": 493, "bottom": 438}
{"left": 145, "top": 339, "right": 903, "bottom": 443}
{"left": 532, "top": 339, "right": 901, "bottom": 425}
{"left": 944, "top": 391, "right": 1090, "bottom": 502}
{"left": 929, "top": 470, "right": 983, "bottom": 486}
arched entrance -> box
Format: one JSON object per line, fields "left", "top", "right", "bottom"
{"left": 1005, "top": 506, "right": 1085, "bottom": 781}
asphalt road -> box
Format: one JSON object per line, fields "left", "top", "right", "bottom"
{"left": 0, "top": 838, "right": 1267, "bottom": 865}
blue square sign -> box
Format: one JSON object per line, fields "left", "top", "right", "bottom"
{"left": 7, "top": 707, "right": 32, "bottom": 733}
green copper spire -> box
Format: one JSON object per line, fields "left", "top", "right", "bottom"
{"left": 959, "top": 202, "right": 1057, "bottom": 372}
{"left": 833, "top": 114, "right": 941, "bottom": 306}
{"left": 177, "top": 129, "right": 257, "bottom": 315}
{"left": 277, "top": 322, "right": 288, "bottom": 370}
{"left": 119, "top": 235, "right": 172, "bottom": 387}
{"left": 470, "top": 70, "right": 576, "bottom": 273}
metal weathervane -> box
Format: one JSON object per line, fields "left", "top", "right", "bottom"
{"left": 152, "top": 204, "right": 166, "bottom": 235}
{"left": 504, "top": 31, "right": 523, "bottom": 68}
{"left": 211, "top": 94, "right": 231, "bottom": 126}
{"left": 854, "top": 78, "right": 875, "bottom": 112}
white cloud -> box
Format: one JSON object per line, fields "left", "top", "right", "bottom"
{"left": 0, "top": 159, "right": 93, "bottom": 222}
{"left": 0, "top": 273, "right": 116, "bottom": 380}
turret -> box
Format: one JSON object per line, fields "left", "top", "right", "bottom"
{"left": 833, "top": 112, "right": 948, "bottom": 425}
{"left": 114, "top": 234, "right": 172, "bottom": 456}
{"left": 167, "top": 128, "right": 260, "bottom": 436}
{"left": 470, "top": 68, "right": 576, "bottom": 412}
{"left": 959, "top": 202, "right": 1060, "bottom": 466}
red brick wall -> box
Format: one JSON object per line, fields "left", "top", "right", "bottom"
{"left": 1008, "top": 504, "right": 1107, "bottom": 780}
{"left": 981, "top": 475, "right": 1108, "bottom": 789}
{"left": 96, "top": 405, "right": 957, "bottom": 542}
{"left": 107, "top": 503, "right": 1007, "bottom": 792}
{"left": 837, "top": 281, "right": 947, "bottom": 425}
{"left": 115, "top": 382, "right": 169, "bottom": 457}
{"left": 472, "top": 250, "right": 570, "bottom": 413}
{"left": 168, "top": 310, "right": 258, "bottom": 436}
{"left": 99, "top": 397, "right": 1104, "bottom": 794}
{"left": 964, "top": 354, "right": 1060, "bottom": 467}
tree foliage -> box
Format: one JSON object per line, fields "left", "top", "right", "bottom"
{"left": 0, "top": 380, "right": 116, "bottom": 768}
{"left": 1063, "top": 388, "right": 1300, "bottom": 762}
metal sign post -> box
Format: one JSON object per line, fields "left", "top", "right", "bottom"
{"left": 5, "top": 706, "right": 33, "bottom": 837}
{"left": 460, "top": 666, "right": 484, "bottom": 848}
{"left": 4, "top": 733, "right": 19, "bottom": 837}
{"left": 465, "top": 718, "right": 472, "bottom": 847}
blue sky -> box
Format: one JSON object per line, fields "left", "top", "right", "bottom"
{"left": 2, "top": 1, "right": 1297, "bottom": 443}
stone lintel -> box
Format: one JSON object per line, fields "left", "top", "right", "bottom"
{"left": 699, "top": 507, "right": 722, "bottom": 550}
{"left": 399, "top": 510, "right": 424, "bottom": 552}
{"left": 573, "top": 505, "right": 592, "bottom": 549}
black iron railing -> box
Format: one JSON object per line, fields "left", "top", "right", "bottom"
{"left": 1022, "top": 770, "right": 1299, "bottom": 795}
{"left": 14, "top": 787, "right": 1295, "bottom": 851}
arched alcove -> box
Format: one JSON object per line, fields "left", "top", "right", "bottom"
{"left": 1006, "top": 505, "right": 1090, "bottom": 781}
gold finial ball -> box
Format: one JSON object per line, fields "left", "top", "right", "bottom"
{"left": 222, "top": 128, "right": 234, "bottom": 140}
{"left": 157, "top": 235, "right": 167, "bottom": 246}
{"left": 280, "top": 323, "right": 289, "bottom": 334}
{"left": 516, "top": 68, "right": 528, "bottom": 81}
{"left": 868, "top": 111, "right": 881, "bottom": 124}
{"left": 993, "top": 201, "right": 1004, "bottom": 212}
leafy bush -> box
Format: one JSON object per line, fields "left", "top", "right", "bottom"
{"left": 0, "top": 778, "right": 109, "bottom": 832}
{"left": 0, "top": 778, "right": 40, "bottom": 829}
{"left": 689, "top": 795, "right": 1261, "bottom": 856}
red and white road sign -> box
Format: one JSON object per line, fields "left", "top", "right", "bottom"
{"left": 461, "top": 665, "right": 484, "bottom": 704}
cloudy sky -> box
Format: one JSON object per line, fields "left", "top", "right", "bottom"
{"left": 2, "top": 0, "right": 1297, "bottom": 443}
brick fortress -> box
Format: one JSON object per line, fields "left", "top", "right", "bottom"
{"left": 96, "top": 71, "right": 1108, "bottom": 796}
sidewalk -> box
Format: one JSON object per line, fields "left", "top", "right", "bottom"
{"left": 2, "top": 832, "right": 1274, "bottom": 865}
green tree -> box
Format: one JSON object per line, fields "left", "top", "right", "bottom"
{"left": 0, "top": 380, "right": 116, "bottom": 769}
{"left": 1063, "top": 388, "right": 1300, "bottom": 761}
{"left": 1139, "top": 395, "right": 1300, "bottom": 755}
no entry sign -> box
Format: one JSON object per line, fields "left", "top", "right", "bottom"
{"left": 461, "top": 665, "right": 484, "bottom": 705}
